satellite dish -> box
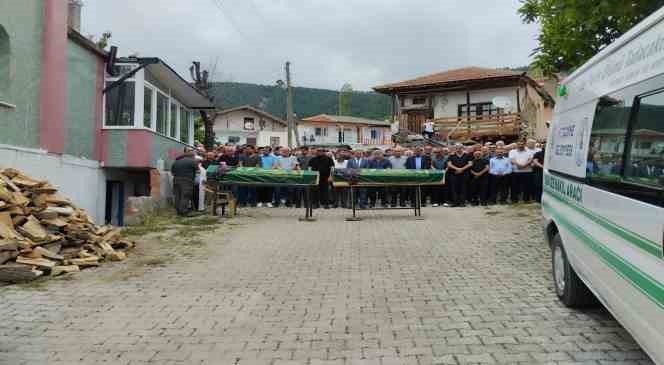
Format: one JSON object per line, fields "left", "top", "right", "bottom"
{"left": 492, "top": 96, "right": 512, "bottom": 109}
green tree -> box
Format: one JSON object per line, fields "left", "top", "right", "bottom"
{"left": 338, "top": 83, "right": 353, "bottom": 116}
{"left": 95, "top": 31, "right": 112, "bottom": 50}
{"left": 519, "top": 0, "right": 664, "bottom": 75}
{"left": 194, "top": 117, "right": 205, "bottom": 145}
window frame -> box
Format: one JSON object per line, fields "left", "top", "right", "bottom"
{"left": 103, "top": 66, "right": 194, "bottom": 145}
{"left": 581, "top": 77, "right": 664, "bottom": 208}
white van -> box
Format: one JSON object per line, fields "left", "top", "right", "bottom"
{"left": 543, "top": 7, "right": 664, "bottom": 364}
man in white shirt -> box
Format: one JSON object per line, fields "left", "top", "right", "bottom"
{"left": 388, "top": 148, "right": 408, "bottom": 207}
{"left": 273, "top": 147, "right": 300, "bottom": 207}
{"left": 508, "top": 140, "right": 534, "bottom": 203}
{"left": 423, "top": 119, "right": 435, "bottom": 139}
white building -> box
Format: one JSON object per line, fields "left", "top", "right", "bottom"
{"left": 213, "top": 105, "right": 288, "bottom": 147}
{"left": 373, "top": 67, "right": 555, "bottom": 142}
{"left": 299, "top": 114, "right": 392, "bottom": 146}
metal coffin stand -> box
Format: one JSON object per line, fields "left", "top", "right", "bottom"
{"left": 343, "top": 183, "right": 425, "bottom": 221}
{"left": 217, "top": 181, "right": 316, "bottom": 221}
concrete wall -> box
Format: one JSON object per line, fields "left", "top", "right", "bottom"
{"left": 0, "top": 144, "right": 106, "bottom": 223}
{"left": 0, "top": 0, "right": 44, "bottom": 149}
{"left": 65, "top": 39, "right": 99, "bottom": 159}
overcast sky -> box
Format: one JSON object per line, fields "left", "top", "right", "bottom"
{"left": 81, "top": 0, "right": 540, "bottom": 91}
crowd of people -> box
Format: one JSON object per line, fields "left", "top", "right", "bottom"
{"left": 170, "top": 139, "right": 545, "bottom": 216}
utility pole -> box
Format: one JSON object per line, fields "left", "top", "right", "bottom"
{"left": 285, "top": 61, "right": 298, "bottom": 148}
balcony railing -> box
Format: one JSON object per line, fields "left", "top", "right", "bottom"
{"left": 432, "top": 113, "right": 521, "bottom": 140}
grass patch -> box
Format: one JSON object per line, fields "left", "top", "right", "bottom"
{"left": 178, "top": 216, "right": 220, "bottom": 226}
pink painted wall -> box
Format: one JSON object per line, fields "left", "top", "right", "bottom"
{"left": 39, "top": 0, "right": 68, "bottom": 154}
{"left": 126, "top": 130, "right": 152, "bottom": 167}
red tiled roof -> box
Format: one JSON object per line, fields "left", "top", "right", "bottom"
{"left": 373, "top": 67, "right": 523, "bottom": 92}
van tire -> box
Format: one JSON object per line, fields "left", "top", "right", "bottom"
{"left": 551, "top": 233, "right": 597, "bottom": 308}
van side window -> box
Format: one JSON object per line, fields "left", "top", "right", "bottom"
{"left": 625, "top": 91, "right": 664, "bottom": 188}
{"left": 588, "top": 95, "right": 632, "bottom": 180}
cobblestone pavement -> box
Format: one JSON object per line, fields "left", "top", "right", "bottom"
{"left": 0, "top": 205, "right": 654, "bottom": 365}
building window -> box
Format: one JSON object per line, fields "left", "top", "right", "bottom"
{"left": 315, "top": 127, "right": 322, "bottom": 136}
{"left": 412, "top": 97, "right": 426, "bottom": 105}
{"left": 270, "top": 136, "right": 280, "bottom": 147}
{"left": 243, "top": 117, "right": 255, "bottom": 130}
{"left": 458, "top": 102, "right": 503, "bottom": 118}
{"left": 104, "top": 81, "right": 135, "bottom": 126}
{"left": 228, "top": 136, "right": 240, "bottom": 143}
{"left": 156, "top": 92, "right": 168, "bottom": 134}
{"left": 180, "top": 107, "right": 190, "bottom": 143}
{"left": 169, "top": 101, "right": 178, "bottom": 138}
{"left": 143, "top": 86, "right": 153, "bottom": 128}
{"left": 0, "top": 25, "right": 10, "bottom": 102}
{"left": 370, "top": 129, "right": 378, "bottom": 139}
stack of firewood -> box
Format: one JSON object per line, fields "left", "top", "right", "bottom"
{"left": 0, "top": 168, "right": 134, "bottom": 283}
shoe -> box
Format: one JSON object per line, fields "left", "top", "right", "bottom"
{"left": 280, "top": 199, "right": 287, "bottom": 206}
{"left": 432, "top": 203, "right": 439, "bottom": 207}
{"left": 443, "top": 203, "right": 451, "bottom": 207}
{"left": 323, "top": 205, "right": 330, "bottom": 209}
{"left": 459, "top": 203, "right": 466, "bottom": 207}
{"left": 257, "top": 203, "right": 263, "bottom": 208}
{"left": 267, "top": 203, "right": 273, "bottom": 208}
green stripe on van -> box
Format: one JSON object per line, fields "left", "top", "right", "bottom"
{"left": 544, "top": 187, "right": 662, "bottom": 258}
{"left": 543, "top": 202, "right": 664, "bottom": 309}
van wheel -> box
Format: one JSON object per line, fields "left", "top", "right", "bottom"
{"left": 552, "top": 233, "right": 597, "bottom": 308}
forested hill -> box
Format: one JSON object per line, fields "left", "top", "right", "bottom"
{"left": 207, "top": 82, "right": 392, "bottom": 121}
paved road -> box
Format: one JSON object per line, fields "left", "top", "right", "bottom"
{"left": 0, "top": 205, "right": 654, "bottom": 365}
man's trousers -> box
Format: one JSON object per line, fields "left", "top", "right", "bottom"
{"left": 173, "top": 177, "right": 194, "bottom": 216}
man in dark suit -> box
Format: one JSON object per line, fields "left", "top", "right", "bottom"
{"left": 347, "top": 150, "right": 370, "bottom": 169}
{"left": 405, "top": 147, "right": 432, "bottom": 207}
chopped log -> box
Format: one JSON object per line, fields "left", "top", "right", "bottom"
{"left": 12, "top": 192, "right": 30, "bottom": 206}
{"left": 0, "top": 241, "right": 18, "bottom": 252}
{"left": 101, "top": 229, "right": 121, "bottom": 242}
{"left": 83, "top": 243, "right": 104, "bottom": 258}
{"left": 0, "top": 185, "right": 14, "bottom": 202}
{"left": 107, "top": 251, "right": 126, "bottom": 261}
{"left": 0, "top": 174, "right": 20, "bottom": 192}
{"left": 17, "top": 216, "right": 47, "bottom": 241}
{"left": 41, "top": 206, "right": 74, "bottom": 216}
{"left": 33, "top": 185, "right": 58, "bottom": 194}
{"left": 97, "top": 241, "right": 116, "bottom": 256}
{"left": 16, "top": 256, "right": 56, "bottom": 269}
{"left": 34, "top": 210, "right": 59, "bottom": 220}
{"left": 68, "top": 257, "right": 99, "bottom": 267}
{"left": 41, "top": 217, "right": 68, "bottom": 228}
{"left": 0, "top": 168, "right": 20, "bottom": 178}
{"left": 0, "top": 220, "right": 19, "bottom": 240}
{"left": 94, "top": 225, "right": 112, "bottom": 236}
{"left": 32, "top": 246, "right": 64, "bottom": 261}
{"left": 12, "top": 176, "right": 41, "bottom": 188}
{"left": 0, "top": 211, "right": 12, "bottom": 227}
{"left": 43, "top": 242, "right": 61, "bottom": 254}
{"left": 111, "top": 239, "right": 134, "bottom": 250}
{"left": 50, "top": 265, "right": 79, "bottom": 276}
{"left": 0, "top": 263, "right": 43, "bottom": 283}
{"left": 11, "top": 215, "right": 27, "bottom": 226}
{"left": 0, "top": 250, "right": 18, "bottom": 264}
{"left": 43, "top": 194, "right": 71, "bottom": 206}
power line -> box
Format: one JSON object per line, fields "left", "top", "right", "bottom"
{"left": 209, "top": 0, "right": 250, "bottom": 41}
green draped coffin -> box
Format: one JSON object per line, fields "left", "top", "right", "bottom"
{"left": 333, "top": 169, "right": 445, "bottom": 185}
{"left": 213, "top": 167, "right": 319, "bottom": 186}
